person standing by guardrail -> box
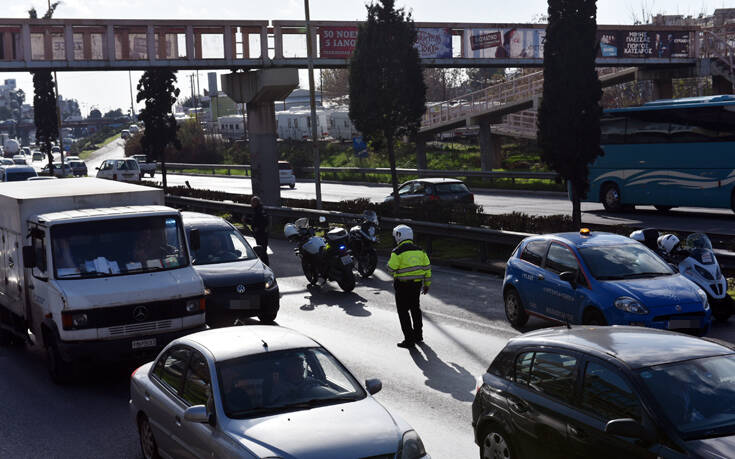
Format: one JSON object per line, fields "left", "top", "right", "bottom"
{"left": 388, "top": 225, "right": 431, "bottom": 348}
{"left": 247, "top": 195, "right": 270, "bottom": 265}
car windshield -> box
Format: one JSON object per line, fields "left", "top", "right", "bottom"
{"left": 190, "top": 227, "right": 257, "bottom": 265}
{"left": 51, "top": 215, "right": 188, "bottom": 279}
{"left": 637, "top": 354, "right": 735, "bottom": 440}
{"left": 435, "top": 182, "right": 469, "bottom": 194}
{"left": 217, "top": 347, "right": 365, "bottom": 419}
{"left": 6, "top": 171, "right": 36, "bottom": 181}
{"left": 578, "top": 244, "right": 673, "bottom": 280}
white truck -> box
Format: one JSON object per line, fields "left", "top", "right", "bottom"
{"left": 0, "top": 178, "right": 206, "bottom": 382}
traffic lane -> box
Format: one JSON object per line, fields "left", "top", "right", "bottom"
{"left": 0, "top": 344, "right": 140, "bottom": 459}
{"left": 149, "top": 172, "right": 735, "bottom": 235}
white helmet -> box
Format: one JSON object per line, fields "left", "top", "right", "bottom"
{"left": 657, "top": 234, "right": 680, "bottom": 254}
{"left": 392, "top": 224, "right": 413, "bottom": 244}
{"left": 629, "top": 230, "right": 646, "bottom": 242}
{"left": 284, "top": 223, "right": 299, "bottom": 240}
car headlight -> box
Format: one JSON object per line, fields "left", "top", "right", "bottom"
{"left": 72, "top": 313, "right": 88, "bottom": 328}
{"left": 614, "top": 296, "right": 648, "bottom": 315}
{"left": 697, "top": 289, "right": 710, "bottom": 310}
{"left": 399, "top": 430, "right": 427, "bottom": 459}
{"left": 264, "top": 272, "right": 277, "bottom": 290}
{"left": 185, "top": 299, "right": 201, "bottom": 313}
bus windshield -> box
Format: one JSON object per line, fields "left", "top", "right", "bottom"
{"left": 51, "top": 215, "right": 188, "bottom": 279}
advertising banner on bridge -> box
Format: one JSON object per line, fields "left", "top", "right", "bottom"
{"left": 464, "top": 28, "right": 545, "bottom": 59}
{"left": 415, "top": 28, "right": 452, "bottom": 58}
{"left": 319, "top": 26, "right": 358, "bottom": 58}
{"left": 597, "top": 30, "right": 690, "bottom": 58}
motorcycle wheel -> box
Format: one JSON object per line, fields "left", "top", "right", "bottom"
{"left": 357, "top": 251, "right": 378, "bottom": 278}
{"left": 301, "top": 260, "right": 319, "bottom": 286}
{"left": 337, "top": 268, "right": 356, "bottom": 292}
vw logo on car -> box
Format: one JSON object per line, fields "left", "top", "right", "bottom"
{"left": 236, "top": 284, "right": 246, "bottom": 295}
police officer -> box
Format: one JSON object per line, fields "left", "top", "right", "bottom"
{"left": 387, "top": 225, "right": 431, "bottom": 348}
{"left": 247, "top": 195, "right": 270, "bottom": 265}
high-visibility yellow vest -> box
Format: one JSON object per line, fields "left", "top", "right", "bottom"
{"left": 387, "top": 240, "right": 431, "bottom": 286}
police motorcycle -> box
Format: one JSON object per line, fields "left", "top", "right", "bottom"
{"left": 348, "top": 210, "right": 379, "bottom": 278}
{"left": 656, "top": 232, "right": 734, "bottom": 322}
{"left": 284, "top": 217, "right": 356, "bottom": 292}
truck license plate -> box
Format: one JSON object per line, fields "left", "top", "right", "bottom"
{"left": 341, "top": 255, "right": 352, "bottom": 265}
{"left": 668, "top": 319, "right": 699, "bottom": 330}
{"left": 132, "top": 338, "right": 157, "bottom": 349}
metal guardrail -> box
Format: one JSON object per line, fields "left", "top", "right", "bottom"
{"left": 159, "top": 163, "right": 557, "bottom": 181}
{"left": 165, "top": 194, "right": 735, "bottom": 276}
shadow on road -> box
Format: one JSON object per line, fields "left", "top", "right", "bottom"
{"left": 408, "top": 342, "right": 476, "bottom": 402}
{"left": 299, "top": 284, "right": 371, "bottom": 317}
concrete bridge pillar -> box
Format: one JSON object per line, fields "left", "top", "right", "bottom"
{"left": 478, "top": 122, "right": 502, "bottom": 171}
{"left": 415, "top": 136, "right": 427, "bottom": 172}
{"left": 713, "top": 75, "right": 734, "bottom": 94}
{"left": 652, "top": 78, "right": 674, "bottom": 100}
{"left": 221, "top": 69, "right": 298, "bottom": 206}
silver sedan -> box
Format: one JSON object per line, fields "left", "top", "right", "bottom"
{"left": 130, "top": 325, "right": 430, "bottom": 459}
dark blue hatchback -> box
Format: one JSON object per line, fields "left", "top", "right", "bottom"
{"left": 502, "top": 229, "right": 711, "bottom": 335}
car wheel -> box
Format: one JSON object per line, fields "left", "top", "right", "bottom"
{"left": 138, "top": 415, "right": 161, "bottom": 459}
{"left": 46, "top": 339, "right": 74, "bottom": 384}
{"left": 504, "top": 288, "right": 529, "bottom": 328}
{"left": 654, "top": 205, "right": 673, "bottom": 212}
{"left": 480, "top": 427, "right": 514, "bottom": 459}
{"left": 289, "top": 183, "right": 295, "bottom": 189}
{"left": 257, "top": 305, "right": 279, "bottom": 324}
{"left": 601, "top": 183, "right": 623, "bottom": 212}
{"left": 582, "top": 308, "right": 607, "bottom": 326}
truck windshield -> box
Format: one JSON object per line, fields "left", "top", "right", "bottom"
{"left": 51, "top": 215, "right": 188, "bottom": 279}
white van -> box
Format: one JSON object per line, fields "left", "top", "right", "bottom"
{"left": 279, "top": 160, "right": 296, "bottom": 188}
{"left": 0, "top": 179, "right": 206, "bottom": 382}
{"left": 96, "top": 158, "right": 141, "bottom": 182}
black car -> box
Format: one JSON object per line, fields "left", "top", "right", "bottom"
{"left": 383, "top": 178, "right": 474, "bottom": 207}
{"left": 472, "top": 326, "right": 735, "bottom": 459}
{"left": 182, "top": 212, "right": 279, "bottom": 326}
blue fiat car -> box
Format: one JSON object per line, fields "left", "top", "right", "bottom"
{"left": 503, "top": 229, "right": 711, "bottom": 335}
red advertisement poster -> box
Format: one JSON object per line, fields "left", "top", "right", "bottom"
{"left": 319, "top": 26, "right": 358, "bottom": 58}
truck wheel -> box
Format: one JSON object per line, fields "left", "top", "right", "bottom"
{"left": 601, "top": 183, "right": 623, "bottom": 212}
{"left": 289, "top": 183, "right": 295, "bottom": 189}
{"left": 654, "top": 205, "right": 673, "bottom": 212}
{"left": 504, "top": 288, "right": 529, "bottom": 328}
{"left": 46, "top": 340, "right": 75, "bottom": 384}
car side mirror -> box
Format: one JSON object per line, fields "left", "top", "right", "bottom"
{"left": 95, "top": 167, "right": 100, "bottom": 170}
{"left": 605, "top": 418, "right": 646, "bottom": 439}
{"left": 189, "top": 229, "right": 200, "bottom": 251}
{"left": 183, "top": 405, "right": 209, "bottom": 423}
{"left": 365, "top": 378, "right": 382, "bottom": 395}
{"left": 253, "top": 245, "right": 266, "bottom": 262}
{"left": 559, "top": 271, "right": 578, "bottom": 288}
{"left": 22, "top": 246, "right": 36, "bottom": 268}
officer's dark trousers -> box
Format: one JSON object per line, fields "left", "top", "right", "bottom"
{"left": 255, "top": 232, "right": 269, "bottom": 265}
{"left": 394, "top": 280, "right": 423, "bottom": 342}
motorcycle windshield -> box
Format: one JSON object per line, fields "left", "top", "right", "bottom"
{"left": 686, "top": 233, "right": 713, "bottom": 250}
{"left": 690, "top": 248, "right": 716, "bottom": 265}
{"left": 363, "top": 210, "right": 378, "bottom": 224}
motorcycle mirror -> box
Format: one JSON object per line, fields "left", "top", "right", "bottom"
{"left": 318, "top": 216, "right": 326, "bottom": 224}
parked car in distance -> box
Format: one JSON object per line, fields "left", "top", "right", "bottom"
{"left": 41, "top": 163, "right": 74, "bottom": 177}
{"left": 278, "top": 160, "right": 296, "bottom": 189}
{"left": 383, "top": 178, "right": 474, "bottom": 206}
{"left": 473, "top": 326, "right": 735, "bottom": 459}
{"left": 130, "top": 326, "right": 428, "bottom": 459}
{"left": 65, "top": 155, "right": 80, "bottom": 161}
{"left": 129, "top": 124, "right": 140, "bottom": 134}
{"left": 67, "top": 160, "right": 88, "bottom": 176}
{"left": 21, "top": 146, "right": 31, "bottom": 156}
{"left": 121, "top": 129, "right": 130, "bottom": 139}
{"left": 182, "top": 212, "right": 279, "bottom": 325}
{"left": 132, "top": 154, "right": 156, "bottom": 178}
{"left": 31, "top": 151, "right": 44, "bottom": 162}
{"left": 11, "top": 155, "right": 27, "bottom": 165}
{"left": 96, "top": 158, "right": 141, "bottom": 182}
{"left": 0, "top": 165, "right": 38, "bottom": 182}
{"left": 503, "top": 229, "right": 711, "bottom": 335}
{"left": 51, "top": 145, "right": 60, "bottom": 154}
{"left": 0, "top": 158, "right": 14, "bottom": 166}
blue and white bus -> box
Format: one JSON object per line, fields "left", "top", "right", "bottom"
{"left": 585, "top": 95, "right": 735, "bottom": 214}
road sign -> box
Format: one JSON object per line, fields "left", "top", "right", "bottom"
{"left": 353, "top": 136, "right": 368, "bottom": 158}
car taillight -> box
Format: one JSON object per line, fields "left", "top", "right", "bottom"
{"left": 131, "top": 365, "right": 142, "bottom": 379}
{"left": 428, "top": 194, "right": 439, "bottom": 201}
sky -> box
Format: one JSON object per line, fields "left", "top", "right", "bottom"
{"left": 3, "top": 0, "right": 733, "bottom": 115}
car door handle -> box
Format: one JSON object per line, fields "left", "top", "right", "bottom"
{"left": 144, "top": 391, "right": 151, "bottom": 402}
{"left": 567, "top": 423, "right": 586, "bottom": 438}
{"left": 508, "top": 397, "right": 530, "bottom": 414}
{"left": 175, "top": 416, "right": 182, "bottom": 427}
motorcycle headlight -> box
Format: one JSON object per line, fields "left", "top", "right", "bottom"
{"left": 694, "top": 265, "right": 715, "bottom": 281}
{"left": 264, "top": 272, "right": 277, "bottom": 290}
{"left": 614, "top": 296, "right": 648, "bottom": 315}
{"left": 399, "top": 430, "right": 427, "bottom": 459}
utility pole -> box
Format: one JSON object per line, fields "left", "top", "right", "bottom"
{"left": 128, "top": 70, "right": 136, "bottom": 120}
{"left": 49, "top": 0, "right": 64, "bottom": 175}
{"left": 304, "top": 0, "right": 322, "bottom": 209}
